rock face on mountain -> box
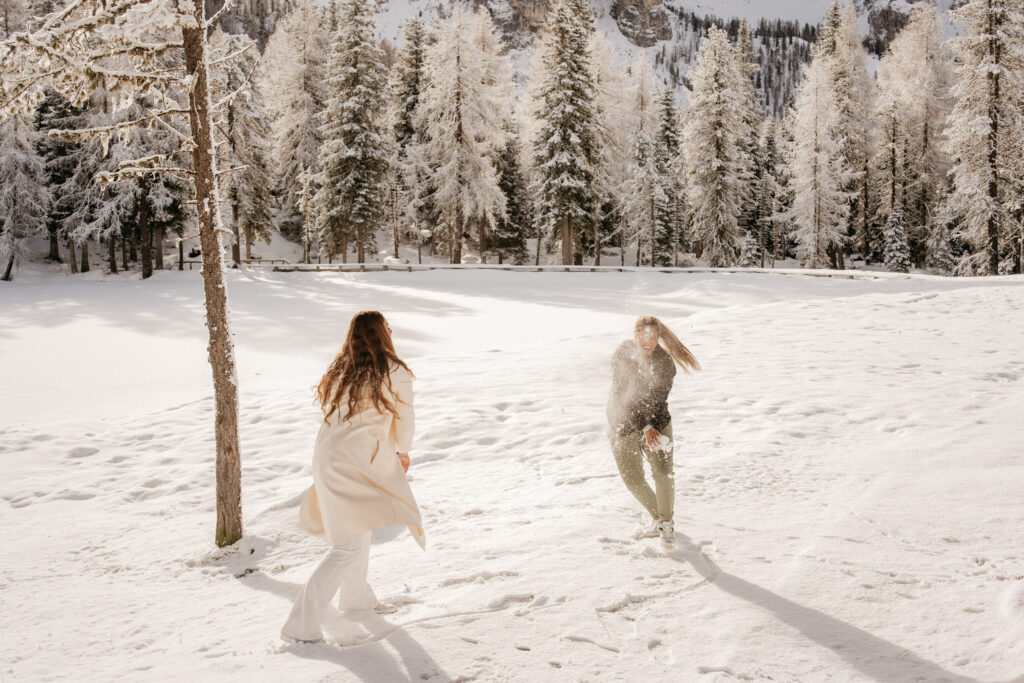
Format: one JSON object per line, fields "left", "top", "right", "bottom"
{"left": 612, "top": 0, "right": 672, "bottom": 46}
{"left": 489, "top": 0, "right": 672, "bottom": 48}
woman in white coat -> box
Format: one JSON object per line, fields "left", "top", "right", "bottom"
{"left": 282, "top": 311, "right": 425, "bottom": 644}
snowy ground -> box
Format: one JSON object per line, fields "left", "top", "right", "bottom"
{"left": 2, "top": 267, "right": 1023, "bottom": 682}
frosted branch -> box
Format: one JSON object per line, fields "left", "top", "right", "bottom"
{"left": 211, "top": 49, "right": 259, "bottom": 111}
{"left": 47, "top": 108, "right": 190, "bottom": 141}
{"left": 215, "top": 165, "right": 249, "bottom": 177}
{"left": 205, "top": 0, "right": 237, "bottom": 29}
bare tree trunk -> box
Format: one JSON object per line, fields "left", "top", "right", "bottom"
{"left": 109, "top": 235, "right": 118, "bottom": 274}
{"left": 155, "top": 226, "right": 165, "bottom": 270}
{"left": 122, "top": 233, "right": 129, "bottom": 271}
{"left": 80, "top": 239, "right": 90, "bottom": 273}
{"left": 68, "top": 238, "right": 78, "bottom": 274}
{"left": 650, "top": 199, "right": 656, "bottom": 267}
{"left": 48, "top": 229, "right": 61, "bottom": 262}
{"left": 357, "top": 225, "right": 365, "bottom": 263}
{"left": 479, "top": 218, "right": 487, "bottom": 264}
{"left": 139, "top": 177, "right": 152, "bottom": 280}
{"left": 245, "top": 226, "right": 253, "bottom": 260}
{"left": 392, "top": 192, "right": 400, "bottom": 259}
{"left": 231, "top": 190, "right": 241, "bottom": 267}
{"left": 535, "top": 226, "right": 541, "bottom": 266}
{"left": 986, "top": 59, "right": 1001, "bottom": 275}
{"left": 341, "top": 223, "right": 348, "bottom": 264}
{"left": 452, "top": 212, "right": 463, "bottom": 264}
{"left": 178, "top": 239, "right": 184, "bottom": 271}
{"left": 183, "top": 10, "right": 242, "bottom": 548}
{"left": 560, "top": 215, "right": 572, "bottom": 265}
{"left": 2, "top": 251, "right": 13, "bottom": 281}
{"left": 130, "top": 234, "right": 137, "bottom": 262}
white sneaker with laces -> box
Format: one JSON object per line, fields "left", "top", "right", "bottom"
{"left": 658, "top": 519, "right": 675, "bottom": 546}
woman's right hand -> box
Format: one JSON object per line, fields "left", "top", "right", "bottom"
{"left": 397, "top": 452, "right": 410, "bottom": 473}
{"left": 643, "top": 427, "right": 661, "bottom": 450}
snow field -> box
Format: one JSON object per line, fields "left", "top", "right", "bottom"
{"left": 1, "top": 269, "right": 1023, "bottom": 681}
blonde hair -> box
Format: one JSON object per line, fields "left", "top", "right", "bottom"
{"left": 634, "top": 315, "right": 701, "bottom": 373}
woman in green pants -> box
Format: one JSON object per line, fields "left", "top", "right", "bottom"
{"left": 607, "top": 315, "right": 700, "bottom": 544}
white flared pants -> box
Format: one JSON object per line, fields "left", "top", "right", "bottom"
{"left": 281, "top": 532, "right": 378, "bottom": 641}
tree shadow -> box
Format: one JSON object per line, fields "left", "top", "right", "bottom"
{"left": 667, "top": 533, "right": 1013, "bottom": 683}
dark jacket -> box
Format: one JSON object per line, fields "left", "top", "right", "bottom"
{"left": 606, "top": 341, "right": 676, "bottom": 436}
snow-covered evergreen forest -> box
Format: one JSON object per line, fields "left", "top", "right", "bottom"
{"left": 2, "top": 3, "right": 1024, "bottom": 680}
{"left": 2, "top": 0, "right": 1022, "bottom": 278}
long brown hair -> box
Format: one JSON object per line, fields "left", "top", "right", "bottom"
{"left": 635, "top": 315, "right": 701, "bottom": 373}
{"left": 317, "top": 311, "right": 413, "bottom": 424}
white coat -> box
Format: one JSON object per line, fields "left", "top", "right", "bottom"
{"left": 298, "top": 364, "right": 425, "bottom": 549}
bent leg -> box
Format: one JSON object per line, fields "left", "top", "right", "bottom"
{"left": 336, "top": 531, "right": 379, "bottom": 611}
{"left": 282, "top": 536, "right": 365, "bottom": 641}
{"left": 611, "top": 430, "right": 659, "bottom": 519}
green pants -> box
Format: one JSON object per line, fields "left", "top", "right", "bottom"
{"left": 610, "top": 423, "right": 674, "bottom": 520}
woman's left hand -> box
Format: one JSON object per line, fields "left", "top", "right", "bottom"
{"left": 397, "top": 452, "right": 410, "bottom": 472}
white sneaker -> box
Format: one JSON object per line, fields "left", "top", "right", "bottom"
{"left": 638, "top": 519, "right": 660, "bottom": 539}
{"left": 658, "top": 519, "right": 675, "bottom": 546}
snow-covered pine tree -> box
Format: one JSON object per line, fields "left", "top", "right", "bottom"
{"left": 655, "top": 86, "right": 684, "bottom": 267}
{"left": 33, "top": 88, "right": 78, "bottom": 264}
{"left": 295, "top": 165, "right": 316, "bottom": 263}
{"left": 531, "top": 0, "right": 597, "bottom": 265}
{"left": 1, "top": 0, "right": 254, "bottom": 546}
{"left": 812, "top": 1, "right": 874, "bottom": 268}
{"left": 314, "top": 0, "right": 390, "bottom": 264}
{"left": 589, "top": 29, "right": 629, "bottom": 266}
{"left": 682, "top": 25, "right": 745, "bottom": 267}
{"left": 754, "top": 118, "right": 784, "bottom": 267}
{"left": 944, "top": 0, "right": 1024, "bottom": 275}
{"left": 883, "top": 195, "right": 912, "bottom": 273}
{"left": 388, "top": 16, "right": 430, "bottom": 258}
{"left": 734, "top": 18, "right": 763, "bottom": 261}
{"left": 469, "top": 7, "right": 514, "bottom": 263}
{"left": 925, "top": 218, "right": 955, "bottom": 275}
{"left": 875, "top": 6, "right": 953, "bottom": 268}
{"left": 784, "top": 56, "right": 854, "bottom": 269}
{"left": 772, "top": 113, "right": 796, "bottom": 263}
{"left": 0, "top": 114, "right": 48, "bottom": 280}
{"left": 622, "top": 53, "right": 664, "bottom": 267}
{"left": 209, "top": 28, "right": 273, "bottom": 265}
{"left": 50, "top": 89, "right": 118, "bottom": 275}
{"left": 414, "top": 7, "right": 509, "bottom": 264}
{"left": 492, "top": 134, "right": 531, "bottom": 265}
{"left": 262, "top": 0, "right": 327, "bottom": 242}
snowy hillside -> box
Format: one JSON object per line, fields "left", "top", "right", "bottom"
{"left": 2, "top": 268, "right": 1023, "bottom": 680}
{"left": 367, "top": 0, "right": 959, "bottom": 116}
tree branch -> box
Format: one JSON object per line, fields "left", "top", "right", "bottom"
{"left": 47, "top": 108, "right": 190, "bottom": 141}
{"left": 212, "top": 48, "right": 259, "bottom": 111}
{"left": 216, "top": 165, "right": 249, "bottom": 177}
{"left": 205, "top": 0, "right": 237, "bottom": 29}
